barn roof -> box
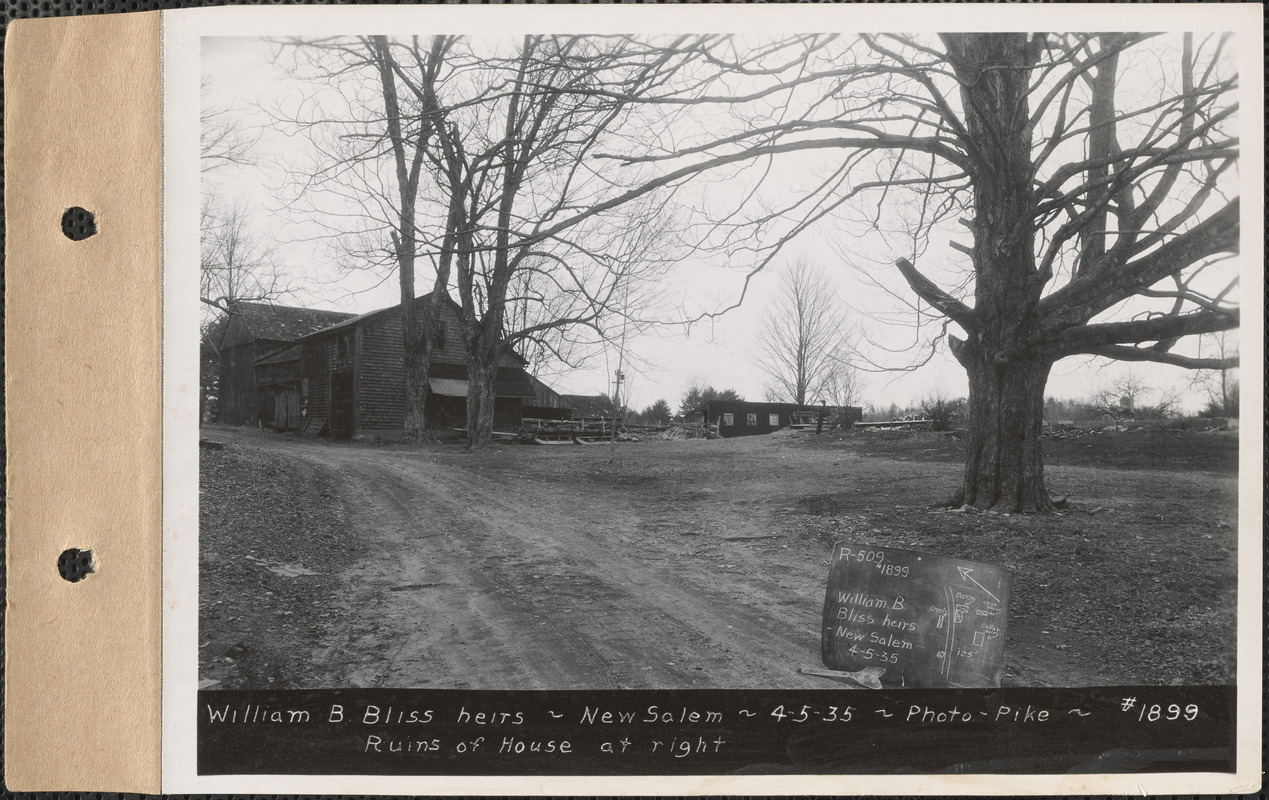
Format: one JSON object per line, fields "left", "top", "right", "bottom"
{"left": 300, "top": 292, "right": 463, "bottom": 339}
{"left": 228, "top": 302, "right": 356, "bottom": 344}
{"left": 563, "top": 394, "right": 617, "bottom": 417}
{"left": 300, "top": 292, "right": 529, "bottom": 367}
{"left": 692, "top": 400, "right": 807, "bottom": 417}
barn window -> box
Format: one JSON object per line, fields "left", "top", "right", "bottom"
{"left": 747, "top": 413, "right": 757, "bottom": 426}
{"left": 769, "top": 414, "right": 779, "bottom": 427}
{"left": 434, "top": 321, "right": 446, "bottom": 349}
{"left": 722, "top": 413, "right": 734, "bottom": 426}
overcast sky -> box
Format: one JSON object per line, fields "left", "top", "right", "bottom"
{"left": 201, "top": 34, "right": 1241, "bottom": 415}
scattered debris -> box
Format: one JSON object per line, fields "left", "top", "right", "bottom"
{"left": 854, "top": 418, "right": 934, "bottom": 431}
{"left": 302, "top": 416, "right": 327, "bottom": 437}
{"left": 652, "top": 423, "right": 711, "bottom": 441}
{"left": 520, "top": 417, "right": 658, "bottom": 444}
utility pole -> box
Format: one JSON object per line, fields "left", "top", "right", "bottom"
{"left": 610, "top": 368, "right": 625, "bottom": 444}
{"left": 609, "top": 279, "right": 631, "bottom": 449}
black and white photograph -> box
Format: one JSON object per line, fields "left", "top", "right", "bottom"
{"left": 173, "top": 6, "right": 1259, "bottom": 789}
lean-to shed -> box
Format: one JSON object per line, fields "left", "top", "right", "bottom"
{"left": 693, "top": 400, "right": 805, "bottom": 438}
{"left": 695, "top": 400, "right": 864, "bottom": 437}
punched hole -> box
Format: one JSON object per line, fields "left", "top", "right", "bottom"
{"left": 61, "top": 207, "right": 97, "bottom": 241}
{"left": 57, "top": 548, "right": 95, "bottom": 582}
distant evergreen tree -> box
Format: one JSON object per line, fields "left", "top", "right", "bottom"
{"left": 643, "top": 399, "right": 673, "bottom": 424}
{"left": 678, "top": 383, "right": 744, "bottom": 417}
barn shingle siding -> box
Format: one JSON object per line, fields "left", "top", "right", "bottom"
{"left": 359, "top": 316, "right": 403, "bottom": 433}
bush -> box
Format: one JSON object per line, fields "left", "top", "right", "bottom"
{"left": 920, "top": 395, "right": 965, "bottom": 432}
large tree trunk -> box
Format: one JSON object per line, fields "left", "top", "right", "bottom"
{"left": 372, "top": 34, "right": 436, "bottom": 443}
{"left": 942, "top": 33, "right": 1051, "bottom": 512}
{"left": 953, "top": 341, "right": 1053, "bottom": 513}
{"left": 398, "top": 259, "right": 431, "bottom": 442}
{"left": 401, "top": 314, "right": 430, "bottom": 441}
{"left": 465, "top": 345, "right": 498, "bottom": 450}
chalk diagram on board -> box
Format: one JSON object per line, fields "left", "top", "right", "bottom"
{"left": 935, "top": 567, "right": 1004, "bottom": 679}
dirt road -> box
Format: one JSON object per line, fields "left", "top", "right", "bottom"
{"left": 284, "top": 436, "right": 842, "bottom": 689}
{"left": 200, "top": 426, "right": 1238, "bottom": 690}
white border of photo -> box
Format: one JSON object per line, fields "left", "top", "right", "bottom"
{"left": 162, "top": 4, "right": 1263, "bottom": 794}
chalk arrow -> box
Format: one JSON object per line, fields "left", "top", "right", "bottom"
{"left": 738, "top": 710, "right": 756, "bottom": 717}
{"left": 956, "top": 567, "right": 999, "bottom": 602}
{"left": 1067, "top": 709, "right": 1091, "bottom": 717}
{"left": 547, "top": 711, "right": 564, "bottom": 719}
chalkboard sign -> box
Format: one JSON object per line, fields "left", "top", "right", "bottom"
{"left": 821, "top": 542, "right": 1011, "bottom": 688}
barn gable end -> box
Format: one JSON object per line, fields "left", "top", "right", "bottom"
{"left": 299, "top": 293, "right": 538, "bottom": 441}
{"left": 214, "top": 302, "right": 357, "bottom": 427}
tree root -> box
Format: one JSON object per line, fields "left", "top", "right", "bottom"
{"left": 933, "top": 489, "right": 1068, "bottom": 514}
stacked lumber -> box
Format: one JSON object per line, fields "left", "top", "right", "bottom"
{"left": 518, "top": 417, "right": 681, "bottom": 444}
{"left": 519, "top": 417, "right": 621, "bottom": 444}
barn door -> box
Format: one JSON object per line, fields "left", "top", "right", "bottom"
{"left": 284, "top": 389, "right": 301, "bottom": 431}
{"left": 329, "top": 369, "right": 355, "bottom": 440}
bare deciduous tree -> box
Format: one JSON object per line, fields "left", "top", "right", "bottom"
{"left": 276, "top": 35, "right": 692, "bottom": 447}
{"left": 1190, "top": 331, "right": 1239, "bottom": 418}
{"left": 201, "top": 78, "right": 257, "bottom": 173}
{"left": 614, "top": 32, "right": 1240, "bottom": 511}
{"left": 200, "top": 199, "right": 295, "bottom": 314}
{"left": 752, "top": 259, "right": 858, "bottom": 407}
{"left": 1090, "top": 370, "right": 1179, "bottom": 421}
{"left": 198, "top": 198, "right": 296, "bottom": 423}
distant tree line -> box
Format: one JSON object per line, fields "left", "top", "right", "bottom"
{"left": 865, "top": 362, "right": 1239, "bottom": 429}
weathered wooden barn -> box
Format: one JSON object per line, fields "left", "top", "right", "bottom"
{"left": 216, "top": 302, "right": 357, "bottom": 426}
{"left": 528, "top": 375, "right": 568, "bottom": 409}
{"left": 521, "top": 375, "right": 572, "bottom": 420}
{"left": 298, "top": 294, "right": 538, "bottom": 440}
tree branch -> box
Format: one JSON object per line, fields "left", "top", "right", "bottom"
{"left": 1079, "top": 344, "right": 1239, "bottom": 370}
{"left": 1038, "top": 198, "right": 1239, "bottom": 333}
{"left": 1053, "top": 308, "right": 1239, "bottom": 357}
{"left": 893, "top": 258, "right": 976, "bottom": 333}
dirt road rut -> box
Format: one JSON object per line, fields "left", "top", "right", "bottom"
{"left": 292, "top": 442, "right": 833, "bottom": 690}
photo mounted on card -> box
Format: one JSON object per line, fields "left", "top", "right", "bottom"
{"left": 153, "top": 3, "right": 1261, "bottom": 795}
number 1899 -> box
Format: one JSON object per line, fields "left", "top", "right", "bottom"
{"left": 1139, "top": 703, "right": 1199, "bottom": 722}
